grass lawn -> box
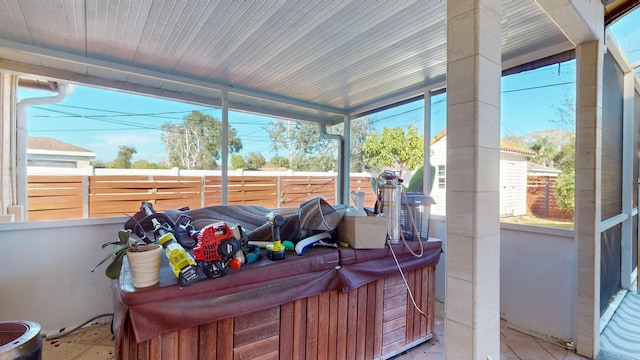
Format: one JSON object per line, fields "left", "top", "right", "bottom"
{"left": 500, "top": 214, "right": 574, "bottom": 230}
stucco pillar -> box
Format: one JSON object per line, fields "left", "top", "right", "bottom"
{"left": 0, "top": 73, "right": 17, "bottom": 218}
{"left": 445, "top": 1, "right": 501, "bottom": 359}
{"left": 574, "top": 40, "right": 603, "bottom": 359}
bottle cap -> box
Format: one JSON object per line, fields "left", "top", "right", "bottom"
{"left": 229, "top": 258, "right": 242, "bottom": 270}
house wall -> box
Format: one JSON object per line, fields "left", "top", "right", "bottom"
{"left": 0, "top": 217, "right": 122, "bottom": 336}
{"left": 430, "top": 137, "right": 529, "bottom": 217}
{"left": 429, "top": 138, "right": 447, "bottom": 215}
{"left": 500, "top": 153, "right": 528, "bottom": 217}
{"left": 500, "top": 223, "right": 576, "bottom": 345}
{"left": 0, "top": 203, "right": 576, "bottom": 344}
{"left": 429, "top": 216, "right": 576, "bottom": 345}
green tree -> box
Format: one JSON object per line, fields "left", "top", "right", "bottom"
{"left": 91, "top": 160, "right": 108, "bottom": 168}
{"left": 269, "top": 155, "right": 289, "bottom": 168}
{"left": 265, "top": 120, "right": 335, "bottom": 171}
{"left": 245, "top": 152, "right": 266, "bottom": 170}
{"left": 230, "top": 154, "right": 245, "bottom": 170}
{"left": 362, "top": 125, "right": 423, "bottom": 176}
{"left": 132, "top": 159, "right": 168, "bottom": 169}
{"left": 161, "top": 111, "right": 242, "bottom": 170}
{"left": 555, "top": 169, "right": 575, "bottom": 213}
{"left": 348, "top": 117, "right": 377, "bottom": 172}
{"left": 266, "top": 118, "right": 377, "bottom": 172}
{"left": 110, "top": 145, "right": 137, "bottom": 169}
{"left": 503, "top": 130, "right": 575, "bottom": 215}
{"left": 503, "top": 130, "right": 574, "bottom": 170}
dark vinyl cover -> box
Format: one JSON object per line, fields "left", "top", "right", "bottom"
{"left": 112, "top": 240, "right": 442, "bottom": 348}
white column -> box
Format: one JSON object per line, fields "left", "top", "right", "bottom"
{"left": 574, "top": 40, "right": 603, "bottom": 358}
{"left": 221, "top": 90, "right": 229, "bottom": 205}
{"left": 0, "top": 73, "right": 17, "bottom": 215}
{"left": 424, "top": 91, "right": 432, "bottom": 195}
{"left": 445, "top": 0, "right": 501, "bottom": 359}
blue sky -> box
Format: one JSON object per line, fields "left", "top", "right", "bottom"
{"left": 609, "top": 6, "right": 640, "bottom": 71}
{"left": 20, "top": 87, "right": 277, "bottom": 163}
{"left": 20, "top": 60, "right": 576, "bottom": 164}
{"left": 21, "top": 6, "right": 640, "bottom": 165}
{"left": 364, "top": 59, "right": 576, "bottom": 138}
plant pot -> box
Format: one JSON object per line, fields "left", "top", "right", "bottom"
{"left": 127, "top": 245, "right": 162, "bottom": 288}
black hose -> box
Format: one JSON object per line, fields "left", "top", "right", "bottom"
{"left": 45, "top": 313, "right": 113, "bottom": 340}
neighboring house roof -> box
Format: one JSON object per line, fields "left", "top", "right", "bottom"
{"left": 430, "top": 129, "right": 536, "bottom": 157}
{"left": 28, "top": 137, "right": 94, "bottom": 153}
{"left": 27, "top": 136, "right": 96, "bottom": 164}
{"left": 430, "top": 130, "right": 447, "bottom": 145}
{"left": 528, "top": 162, "right": 562, "bottom": 177}
{"left": 499, "top": 141, "right": 537, "bottom": 156}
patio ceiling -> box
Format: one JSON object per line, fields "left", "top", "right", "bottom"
{"left": 0, "top": 0, "right": 632, "bottom": 125}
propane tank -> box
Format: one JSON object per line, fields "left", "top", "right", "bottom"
{"left": 376, "top": 170, "right": 402, "bottom": 243}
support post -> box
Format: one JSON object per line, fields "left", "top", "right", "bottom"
{"left": 445, "top": 0, "right": 502, "bottom": 358}
{"left": 221, "top": 90, "right": 229, "bottom": 205}
{"left": 574, "top": 40, "right": 604, "bottom": 358}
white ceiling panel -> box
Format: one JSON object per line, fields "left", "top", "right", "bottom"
{"left": 0, "top": 0, "right": 594, "bottom": 124}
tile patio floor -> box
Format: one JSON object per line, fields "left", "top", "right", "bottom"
{"left": 391, "top": 301, "right": 588, "bottom": 360}
{"left": 42, "top": 300, "right": 591, "bottom": 360}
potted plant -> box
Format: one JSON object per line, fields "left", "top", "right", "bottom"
{"left": 92, "top": 229, "right": 162, "bottom": 288}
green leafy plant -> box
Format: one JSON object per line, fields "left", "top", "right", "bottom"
{"left": 91, "top": 229, "right": 149, "bottom": 279}
{"left": 554, "top": 169, "right": 575, "bottom": 214}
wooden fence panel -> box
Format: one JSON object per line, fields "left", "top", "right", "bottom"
{"left": 229, "top": 177, "right": 278, "bottom": 207}
{"left": 203, "top": 176, "right": 278, "bottom": 208}
{"left": 27, "top": 174, "right": 377, "bottom": 221}
{"left": 349, "top": 176, "right": 377, "bottom": 208}
{"left": 280, "top": 176, "right": 336, "bottom": 206}
{"left": 527, "top": 175, "right": 572, "bottom": 220}
{"left": 28, "top": 175, "right": 85, "bottom": 221}
{"left": 203, "top": 176, "right": 222, "bottom": 206}
{"left": 89, "top": 176, "right": 202, "bottom": 217}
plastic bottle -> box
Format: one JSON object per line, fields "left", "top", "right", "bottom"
{"left": 346, "top": 191, "right": 367, "bottom": 216}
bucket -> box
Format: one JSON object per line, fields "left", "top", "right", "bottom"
{"left": 400, "top": 192, "right": 435, "bottom": 241}
{"left": 0, "top": 321, "right": 42, "bottom": 360}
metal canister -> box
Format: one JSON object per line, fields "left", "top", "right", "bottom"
{"left": 376, "top": 170, "right": 402, "bottom": 243}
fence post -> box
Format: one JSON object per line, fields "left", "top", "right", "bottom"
{"left": 544, "top": 176, "right": 549, "bottom": 218}
{"left": 83, "top": 176, "right": 89, "bottom": 218}
{"left": 277, "top": 176, "right": 281, "bottom": 208}
{"left": 200, "top": 176, "right": 205, "bottom": 208}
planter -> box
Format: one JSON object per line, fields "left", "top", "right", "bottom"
{"left": 0, "top": 320, "right": 41, "bottom": 360}
{"left": 127, "top": 245, "right": 162, "bottom": 288}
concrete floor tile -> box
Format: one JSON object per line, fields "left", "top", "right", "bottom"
{"left": 99, "top": 335, "right": 115, "bottom": 347}
{"left": 507, "top": 340, "right": 557, "bottom": 360}
{"left": 501, "top": 350, "right": 521, "bottom": 360}
{"left": 566, "top": 351, "right": 596, "bottom": 360}
{"left": 41, "top": 341, "right": 92, "bottom": 360}
{"left": 57, "top": 322, "right": 113, "bottom": 345}
{"left": 423, "top": 338, "right": 444, "bottom": 354}
{"left": 72, "top": 345, "right": 115, "bottom": 360}
{"left": 501, "top": 325, "right": 540, "bottom": 342}
{"left": 538, "top": 341, "right": 575, "bottom": 360}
